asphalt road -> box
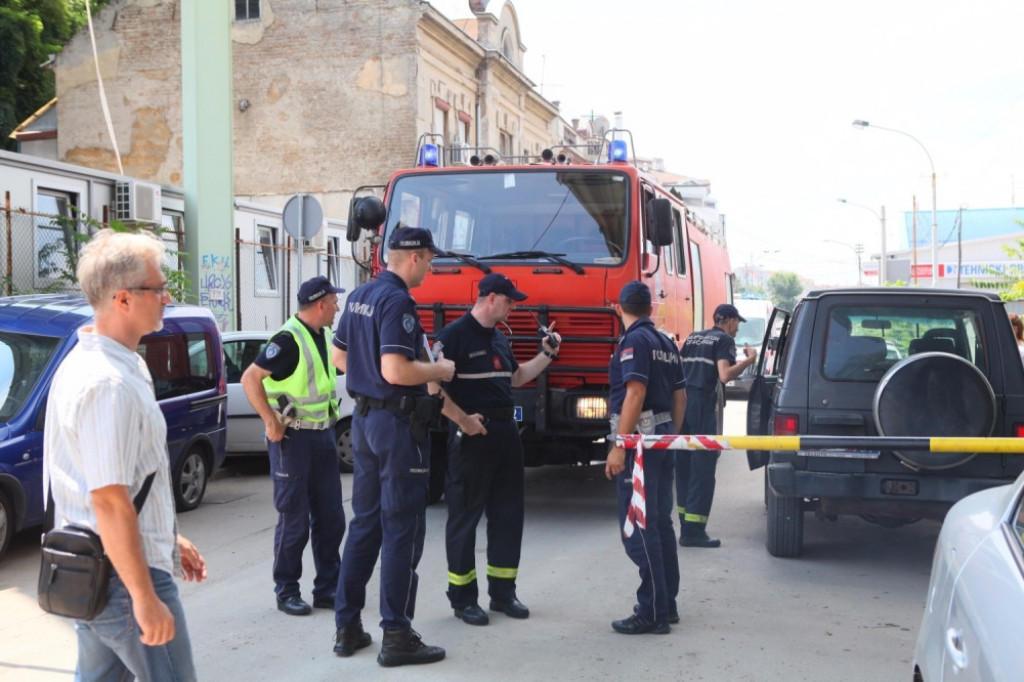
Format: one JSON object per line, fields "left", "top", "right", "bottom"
{"left": 0, "top": 402, "right": 936, "bottom": 681}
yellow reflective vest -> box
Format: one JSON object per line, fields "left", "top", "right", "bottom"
{"left": 262, "top": 316, "right": 338, "bottom": 423}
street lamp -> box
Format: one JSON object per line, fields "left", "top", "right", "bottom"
{"left": 852, "top": 119, "right": 938, "bottom": 287}
{"left": 823, "top": 239, "right": 864, "bottom": 286}
{"left": 837, "top": 198, "right": 887, "bottom": 284}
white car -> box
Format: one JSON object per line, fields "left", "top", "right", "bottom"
{"left": 913, "top": 469, "right": 1024, "bottom": 681}
{"left": 221, "top": 331, "right": 355, "bottom": 472}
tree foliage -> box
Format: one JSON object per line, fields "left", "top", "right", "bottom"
{"left": 766, "top": 271, "right": 803, "bottom": 311}
{"left": 0, "top": 0, "right": 111, "bottom": 151}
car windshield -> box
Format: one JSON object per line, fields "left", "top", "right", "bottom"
{"left": 380, "top": 169, "right": 629, "bottom": 266}
{"left": 823, "top": 305, "right": 984, "bottom": 381}
{"left": 735, "top": 318, "right": 767, "bottom": 347}
{"left": 0, "top": 332, "right": 62, "bottom": 422}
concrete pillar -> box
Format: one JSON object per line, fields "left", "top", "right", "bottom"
{"left": 181, "top": 0, "right": 235, "bottom": 331}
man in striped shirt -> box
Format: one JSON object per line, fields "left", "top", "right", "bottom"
{"left": 44, "top": 229, "right": 207, "bottom": 682}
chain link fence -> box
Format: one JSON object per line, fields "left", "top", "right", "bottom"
{"left": 1, "top": 207, "right": 86, "bottom": 296}
{"left": 233, "top": 236, "right": 362, "bottom": 331}
{"left": 1, "top": 204, "right": 362, "bottom": 332}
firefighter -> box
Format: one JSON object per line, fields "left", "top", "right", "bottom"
{"left": 330, "top": 227, "right": 455, "bottom": 667}
{"left": 676, "top": 303, "right": 757, "bottom": 548}
{"left": 436, "top": 273, "right": 561, "bottom": 626}
{"left": 605, "top": 281, "right": 686, "bottom": 634}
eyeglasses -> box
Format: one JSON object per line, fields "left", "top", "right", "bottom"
{"left": 129, "top": 284, "right": 170, "bottom": 296}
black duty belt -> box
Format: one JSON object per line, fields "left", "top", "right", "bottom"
{"left": 469, "top": 406, "right": 516, "bottom": 421}
{"left": 353, "top": 393, "right": 416, "bottom": 414}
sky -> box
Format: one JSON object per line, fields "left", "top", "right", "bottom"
{"left": 430, "top": 0, "right": 1024, "bottom": 286}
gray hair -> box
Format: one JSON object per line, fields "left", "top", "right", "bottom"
{"left": 77, "top": 229, "right": 166, "bottom": 306}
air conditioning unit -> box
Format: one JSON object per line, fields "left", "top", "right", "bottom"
{"left": 114, "top": 180, "right": 162, "bottom": 224}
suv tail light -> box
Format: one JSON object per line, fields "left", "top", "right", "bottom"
{"left": 1014, "top": 423, "right": 1024, "bottom": 438}
{"left": 773, "top": 413, "right": 799, "bottom": 436}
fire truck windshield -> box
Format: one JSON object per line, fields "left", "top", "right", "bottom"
{"left": 381, "top": 169, "right": 629, "bottom": 266}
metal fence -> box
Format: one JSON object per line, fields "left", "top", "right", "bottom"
{"left": 1, "top": 204, "right": 362, "bottom": 332}
{"left": 232, "top": 236, "right": 362, "bottom": 332}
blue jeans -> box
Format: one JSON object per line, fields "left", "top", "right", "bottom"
{"left": 75, "top": 568, "right": 196, "bottom": 682}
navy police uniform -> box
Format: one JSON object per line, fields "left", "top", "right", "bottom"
{"left": 676, "top": 326, "right": 736, "bottom": 540}
{"left": 333, "top": 269, "right": 432, "bottom": 632}
{"left": 609, "top": 316, "right": 684, "bottom": 624}
{"left": 437, "top": 311, "right": 524, "bottom": 610}
{"left": 253, "top": 319, "right": 345, "bottom": 606}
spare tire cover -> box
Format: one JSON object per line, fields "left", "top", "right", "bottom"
{"left": 873, "top": 352, "right": 995, "bottom": 470}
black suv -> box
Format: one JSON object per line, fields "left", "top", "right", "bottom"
{"left": 747, "top": 288, "right": 1024, "bottom": 557}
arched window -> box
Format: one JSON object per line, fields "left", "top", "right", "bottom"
{"left": 501, "top": 31, "right": 514, "bottom": 61}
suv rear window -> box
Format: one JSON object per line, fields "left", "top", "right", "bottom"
{"left": 823, "top": 305, "right": 984, "bottom": 381}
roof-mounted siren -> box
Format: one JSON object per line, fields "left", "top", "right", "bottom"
{"left": 608, "top": 139, "right": 629, "bottom": 164}
{"left": 414, "top": 132, "right": 445, "bottom": 167}
{"left": 418, "top": 143, "right": 440, "bottom": 168}
{"left": 114, "top": 180, "right": 162, "bottom": 224}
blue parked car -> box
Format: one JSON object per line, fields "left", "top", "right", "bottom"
{"left": 0, "top": 294, "right": 227, "bottom": 558}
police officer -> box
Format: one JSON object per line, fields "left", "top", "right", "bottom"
{"left": 436, "top": 273, "right": 561, "bottom": 626}
{"left": 605, "top": 281, "right": 686, "bottom": 634}
{"left": 330, "top": 227, "right": 455, "bottom": 667}
{"left": 240, "top": 275, "right": 347, "bottom": 616}
{"left": 676, "top": 303, "right": 757, "bottom": 548}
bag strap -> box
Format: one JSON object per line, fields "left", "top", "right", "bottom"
{"left": 45, "top": 471, "right": 157, "bottom": 533}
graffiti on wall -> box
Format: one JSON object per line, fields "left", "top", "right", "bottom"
{"left": 199, "top": 253, "right": 233, "bottom": 331}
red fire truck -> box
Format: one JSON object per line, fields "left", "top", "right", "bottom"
{"left": 346, "top": 133, "right": 733, "bottom": 479}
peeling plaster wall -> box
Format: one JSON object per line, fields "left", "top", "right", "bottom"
{"left": 52, "top": 0, "right": 557, "bottom": 217}
{"left": 57, "top": 1, "right": 184, "bottom": 183}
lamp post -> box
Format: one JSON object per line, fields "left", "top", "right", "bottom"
{"left": 837, "top": 198, "right": 887, "bottom": 285}
{"left": 852, "top": 120, "right": 938, "bottom": 287}
{"left": 823, "top": 239, "right": 865, "bottom": 286}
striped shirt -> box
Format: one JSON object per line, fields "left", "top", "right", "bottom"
{"left": 43, "top": 328, "right": 178, "bottom": 576}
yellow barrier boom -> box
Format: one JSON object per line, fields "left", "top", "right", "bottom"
{"left": 614, "top": 434, "right": 1024, "bottom": 454}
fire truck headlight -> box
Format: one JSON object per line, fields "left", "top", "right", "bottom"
{"left": 608, "top": 140, "right": 628, "bottom": 164}
{"left": 418, "top": 143, "right": 440, "bottom": 167}
{"left": 575, "top": 396, "right": 609, "bottom": 421}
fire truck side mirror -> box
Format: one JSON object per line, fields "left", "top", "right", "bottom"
{"left": 347, "top": 195, "right": 386, "bottom": 242}
{"left": 646, "top": 197, "right": 674, "bottom": 248}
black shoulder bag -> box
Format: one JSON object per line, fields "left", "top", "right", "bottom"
{"left": 38, "top": 472, "right": 156, "bottom": 620}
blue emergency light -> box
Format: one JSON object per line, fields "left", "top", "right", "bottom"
{"left": 608, "top": 139, "right": 628, "bottom": 163}
{"left": 418, "top": 143, "right": 440, "bottom": 167}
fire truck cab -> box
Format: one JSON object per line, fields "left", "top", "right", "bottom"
{"left": 347, "top": 134, "right": 732, "bottom": 478}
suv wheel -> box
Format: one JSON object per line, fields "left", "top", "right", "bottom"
{"left": 335, "top": 417, "right": 354, "bottom": 474}
{"left": 174, "top": 446, "right": 209, "bottom": 512}
{"left": 766, "top": 487, "right": 803, "bottom": 557}
{"left": 0, "top": 489, "right": 14, "bottom": 559}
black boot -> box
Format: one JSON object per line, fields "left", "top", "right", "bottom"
{"left": 376, "top": 629, "right": 446, "bottom": 667}
{"left": 333, "top": 618, "right": 373, "bottom": 657}
{"left": 680, "top": 522, "right": 721, "bottom": 548}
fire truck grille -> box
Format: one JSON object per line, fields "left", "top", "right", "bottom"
{"left": 417, "top": 306, "right": 619, "bottom": 383}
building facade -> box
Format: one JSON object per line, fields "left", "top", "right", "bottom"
{"left": 51, "top": 0, "right": 562, "bottom": 217}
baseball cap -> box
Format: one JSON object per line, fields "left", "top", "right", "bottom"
{"left": 297, "top": 276, "right": 345, "bottom": 305}
{"left": 714, "top": 303, "right": 746, "bottom": 322}
{"left": 618, "top": 281, "right": 651, "bottom": 306}
{"left": 478, "top": 273, "right": 528, "bottom": 301}
{"left": 387, "top": 227, "right": 448, "bottom": 256}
